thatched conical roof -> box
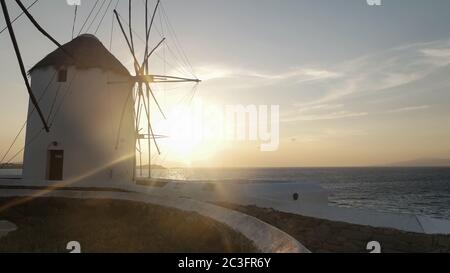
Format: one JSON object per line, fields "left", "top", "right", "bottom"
{"left": 30, "top": 34, "right": 130, "bottom": 76}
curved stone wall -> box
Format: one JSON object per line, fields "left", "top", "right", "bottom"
{"left": 0, "top": 189, "right": 309, "bottom": 253}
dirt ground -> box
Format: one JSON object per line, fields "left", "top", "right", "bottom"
{"left": 0, "top": 197, "right": 257, "bottom": 253}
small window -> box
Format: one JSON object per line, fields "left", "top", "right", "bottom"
{"left": 58, "top": 68, "right": 67, "bottom": 82}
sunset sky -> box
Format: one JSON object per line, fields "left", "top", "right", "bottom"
{"left": 1, "top": 0, "right": 450, "bottom": 168}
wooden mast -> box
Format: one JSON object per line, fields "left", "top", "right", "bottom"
{"left": 145, "top": 0, "right": 151, "bottom": 178}
{"left": 113, "top": 1, "right": 200, "bottom": 181}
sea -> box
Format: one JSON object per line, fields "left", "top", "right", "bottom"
{"left": 2, "top": 167, "right": 450, "bottom": 220}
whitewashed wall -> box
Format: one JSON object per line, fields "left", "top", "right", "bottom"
{"left": 23, "top": 66, "right": 135, "bottom": 187}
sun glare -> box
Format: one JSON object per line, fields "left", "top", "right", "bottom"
{"left": 136, "top": 98, "right": 224, "bottom": 165}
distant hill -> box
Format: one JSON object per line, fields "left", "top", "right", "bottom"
{"left": 387, "top": 158, "right": 450, "bottom": 167}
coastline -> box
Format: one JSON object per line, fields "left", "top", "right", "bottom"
{"left": 218, "top": 203, "right": 450, "bottom": 253}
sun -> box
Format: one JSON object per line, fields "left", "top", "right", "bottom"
{"left": 164, "top": 106, "right": 204, "bottom": 158}
{"left": 138, "top": 98, "right": 224, "bottom": 165}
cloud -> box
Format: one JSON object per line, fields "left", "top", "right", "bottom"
{"left": 281, "top": 103, "right": 368, "bottom": 123}
{"left": 183, "top": 39, "right": 450, "bottom": 125}
{"left": 293, "top": 103, "right": 344, "bottom": 113}
{"left": 387, "top": 105, "right": 430, "bottom": 113}
{"left": 286, "top": 129, "right": 368, "bottom": 143}
{"left": 282, "top": 110, "right": 368, "bottom": 122}
{"left": 194, "top": 66, "right": 234, "bottom": 81}
{"left": 421, "top": 48, "right": 450, "bottom": 58}
{"left": 190, "top": 64, "right": 341, "bottom": 84}
{"left": 299, "top": 39, "right": 450, "bottom": 107}
{"left": 279, "top": 39, "right": 450, "bottom": 123}
{"left": 420, "top": 45, "right": 450, "bottom": 67}
{"left": 249, "top": 68, "right": 341, "bottom": 83}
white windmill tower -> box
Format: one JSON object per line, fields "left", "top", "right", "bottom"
{"left": 22, "top": 34, "right": 136, "bottom": 186}
{"left": 0, "top": 0, "right": 200, "bottom": 187}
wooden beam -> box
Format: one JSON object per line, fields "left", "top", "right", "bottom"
{"left": 142, "top": 0, "right": 161, "bottom": 72}
{"left": 0, "top": 0, "right": 50, "bottom": 132}
{"left": 137, "top": 84, "right": 161, "bottom": 155}
{"left": 144, "top": 0, "right": 149, "bottom": 74}
{"left": 133, "top": 75, "right": 201, "bottom": 83}
{"left": 113, "top": 9, "right": 140, "bottom": 72}
{"left": 14, "top": 0, "right": 73, "bottom": 59}
{"left": 0, "top": 0, "right": 38, "bottom": 35}
{"left": 128, "top": 0, "right": 135, "bottom": 54}
{"left": 146, "top": 37, "right": 165, "bottom": 61}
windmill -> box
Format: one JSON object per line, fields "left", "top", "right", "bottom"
{"left": 112, "top": 0, "right": 201, "bottom": 180}
{"left": 0, "top": 0, "right": 200, "bottom": 185}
